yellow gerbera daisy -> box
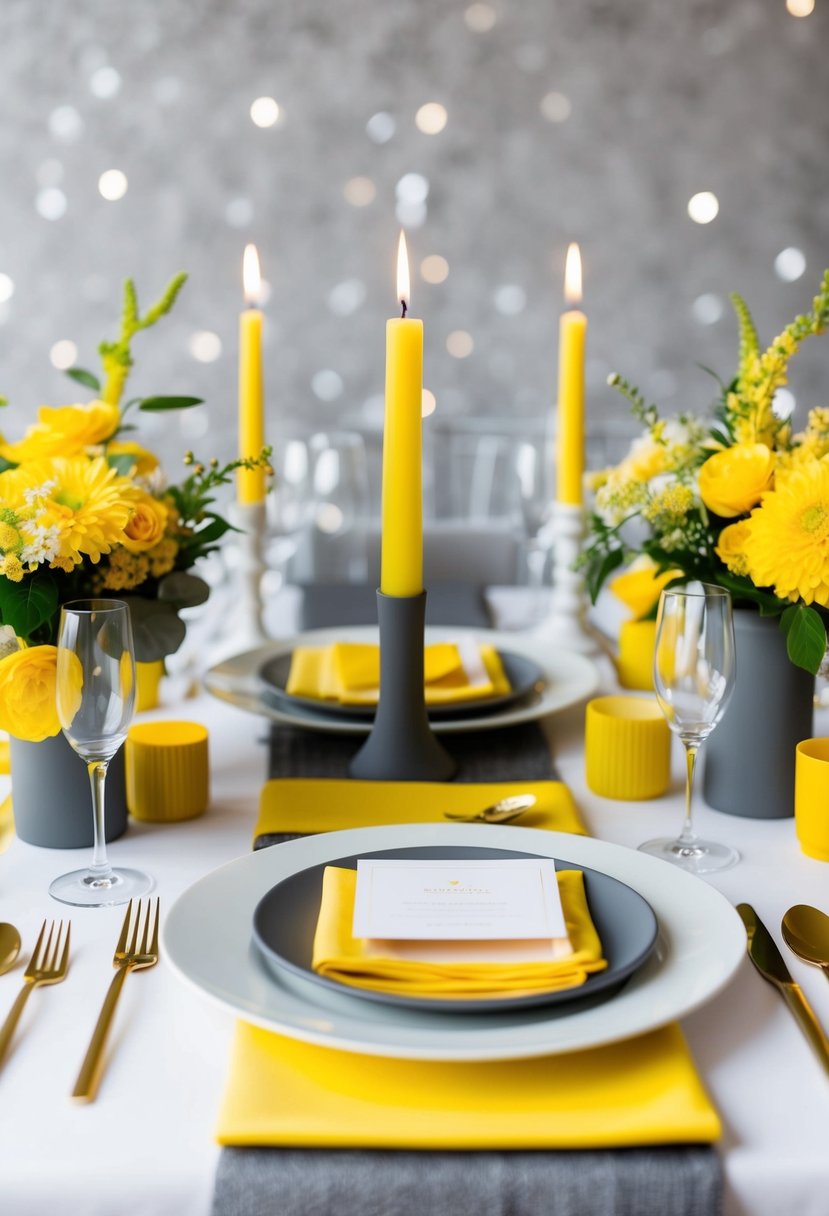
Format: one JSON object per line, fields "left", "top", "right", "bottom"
{"left": 7, "top": 455, "right": 133, "bottom": 565}
{"left": 745, "top": 460, "right": 829, "bottom": 606}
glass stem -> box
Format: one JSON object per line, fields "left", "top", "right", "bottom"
{"left": 87, "top": 760, "right": 112, "bottom": 877}
{"left": 678, "top": 744, "right": 698, "bottom": 845}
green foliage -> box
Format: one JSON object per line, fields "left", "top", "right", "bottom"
{"left": 780, "top": 604, "right": 827, "bottom": 676}
{"left": 138, "top": 395, "right": 204, "bottom": 412}
{"left": 98, "top": 272, "right": 188, "bottom": 406}
{"left": 65, "top": 367, "right": 101, "bottom": 391}
{"left": 0, "top": 573, "right": 58, "bottom": 641}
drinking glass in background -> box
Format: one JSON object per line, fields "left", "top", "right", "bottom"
{"left": 265, "top": 433, "right": 313, "bottom": 584}
{"left": 305, "top": 430, "right": 370, "bottom": 583}
{"left": 641, "top": 584, "right": 739, "bottom": 874}
{"left": 50, "top": 599, "right": 152, "bottom": 907}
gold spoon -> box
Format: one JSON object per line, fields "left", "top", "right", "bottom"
{"left": 0, "top": 923, "right": 21, "bottom": 976}
{"left": 443, "top": 794, "right": 538, "bottom": 824}
{"left": 781, "top": 904, "right": 829, "bottom": 980}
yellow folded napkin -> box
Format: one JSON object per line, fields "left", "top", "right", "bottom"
{"left": 285, "top": 640, "right": 511, "bottom": 705}
{"left": 216, "top": 1022, "right": 720, "bottom": 1148}
{"left": 312, "top": 865, "right": 607, "bottom": 999}
{"left": 254, "top": 777, "right": 586, "bottom": 843}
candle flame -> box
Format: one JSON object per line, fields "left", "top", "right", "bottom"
{"left": 396, "top": 230, "right": 410, "bottom": 314}
{"left": 564, "top": 242, "right": 582, "bottom": 305}
{"left": 243, "top": 244, "right": 262, "bottom": 306}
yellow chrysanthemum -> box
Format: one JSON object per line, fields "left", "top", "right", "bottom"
{"left": 9, "top": 455, "right": 133, "bottom": 565}
{"left": 0, "top": 401, "right": 119, "bottom": 463}
{"left": 0, "top": 554, "right": 24, "bottom": 581}
{"left": 744, "top": 461, "right": 829, "bottom": 605}
{"left": 698, "top": 444, "right": 775, "bottom": 518}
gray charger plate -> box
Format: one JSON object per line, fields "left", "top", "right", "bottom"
{"left": 252, "top": 844, "right": 658, "bottom": 1014}
{"left": 259, "top": 648, "right": 545, "bottom": 721}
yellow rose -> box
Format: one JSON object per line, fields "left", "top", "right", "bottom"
{"left": 0, "top": 401, "right": 119, "bottom": 463}
{"left": 611, "top": 557, "right": 683, "bottom": 620}
{"left": 0, "top": 645, "right": 62, "bottom": 741}
{"left": 121, "top": 491, "right": 169, "bottom": 553}
{"left": 698, "top": 443, "right": 774, "bottom": 517}
{"left": 715, "top": 520, "right": 753, "bottom": 577}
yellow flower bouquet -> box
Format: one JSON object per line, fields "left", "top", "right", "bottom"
{"left": 584, "top": 270, "right": 829, "bottom": 674}
{"left": 0, "top": 275, "right": 270, "bottom": 741}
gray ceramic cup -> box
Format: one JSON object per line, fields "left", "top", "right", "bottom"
{"left": 10, "top": 733, "right": 127, "bottom": 848}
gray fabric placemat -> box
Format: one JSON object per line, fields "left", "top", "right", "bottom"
{"left": 212, "top": 585, "right": 723, "bottom": 1216}
{"left": 254, "top": 719, "right": 556, "bottom": 847}
{"left": 212, "top": 1146, "right": 721, "bottom": 1216}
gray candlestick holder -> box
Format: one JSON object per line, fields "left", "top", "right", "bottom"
{"left": 349, "top": 590, "right": 457, "bottom": 782}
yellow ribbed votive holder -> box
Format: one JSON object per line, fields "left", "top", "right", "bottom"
{"left": 617, "top": 620, "right": 656, "bottom": 691}
{"left": 126, "top": 721, "right": 209, "bottom": 823}
{"left": 795, "top": 739, "right": 829, "bottom": 861}
{"left": 585, "top": 695, "right": 671, "bottom": 800}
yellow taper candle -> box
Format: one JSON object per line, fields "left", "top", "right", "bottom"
{"left": 556, "top": 242, "right": 587, "bottom": 505}
{"left": 380, "top": 231, "right": 424, "bottom": 597}
{"left": 237, "top": 243, "right": 266, "bottom": 504}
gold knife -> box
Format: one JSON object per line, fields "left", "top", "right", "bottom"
{"left": 737, "top": 903, "right": 829, "bottom": 1076}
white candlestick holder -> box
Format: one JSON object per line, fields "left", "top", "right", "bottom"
{"left": 228, "top": 500, "right": 268, "bottom": 652}
{"left": 533, "top": 501, "right": 599, "bottom": 653}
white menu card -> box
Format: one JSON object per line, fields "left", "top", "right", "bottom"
{"left": 352, "top": 858, "right": 568, "bottom": 941}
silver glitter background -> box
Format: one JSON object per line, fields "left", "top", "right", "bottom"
{"left": 0, "top": 0, "right": 827, "bottom": 484}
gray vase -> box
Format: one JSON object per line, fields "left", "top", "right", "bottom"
{"left": 10, "top": 733, "right": 128, "bottom": 848}
{"left": 702, "top": 610, "right": 814, "bottom": 819}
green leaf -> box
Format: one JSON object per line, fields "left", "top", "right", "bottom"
{"left": 0, "top": 573, "right": 58, "bottom": 640}
{"left": 107, "top": 453, "right": 139, "bottom": 476}
{"left": 119, "top": 597, "right": 187, "bottom": 662}
{"left": 780, "top": 604, "right": 826, "bottom": 676}
{"left": 0, "top": 455, "right": 17, "bottom": 473}
{"left": 138, "top": 395, "right": 204, "bottom": 412}
{"left": 65, "top": 367, "right": 101, "bottom": 391}
{"left": 190, "top": 514, "right": 235, "bottom": 546}
{"left": 157, "top": 571, "right": 210, "bottom": 608}
{"left": 585, "top": 546, "right": 626, "bottom": 605}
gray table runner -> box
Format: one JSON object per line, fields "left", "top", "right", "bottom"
{"left": 212, "top": 586, "right": 722, "bottom": 1216}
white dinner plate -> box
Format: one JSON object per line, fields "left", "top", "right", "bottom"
{"left": 203, "top": 626, "right": 600, "bottom": 734}
{"left": 163, "top": 823, "right": 745, "bottom": 1061}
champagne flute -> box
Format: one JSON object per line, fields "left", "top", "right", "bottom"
{"left": 49, "top": 599, "right": 152, "bottom": 907}
{"left": 640, "top": 585, "right": 739, "bottom": 873}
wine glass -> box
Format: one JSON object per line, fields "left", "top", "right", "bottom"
{"left": 640, "top": 584, "right": 739, "bottom": 873}
{"left": 307, "top": 431, "right": 371, "bottom": 582}
{"left": 49, "top": 599, "right": 152, "bottom": 907}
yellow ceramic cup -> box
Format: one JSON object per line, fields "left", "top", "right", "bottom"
{"left": 617, "top": 620, "right": 656, "bottom": 691}
{"left": 585, "top": 695, "right": 671, "bottom": 800}
{"left": 795, "top": 739, "right": 829, "bottom": 860}
{"left": 126, "top": 720, "right": 209, "bottom": 823}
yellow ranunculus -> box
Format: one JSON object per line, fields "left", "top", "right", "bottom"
{"left": 610, "top": 557, "right": 683, "bottom": 620}
{"left": 715, "top": 520, "right": 752, "bottom": 577}
{"left": 121, "top": 490, "right": 169, "bottom": 553}
{"left": 0, "top": 645, "right": 62, "bottom": 741}
{"left": 698, "top": 443, "right": 774, "bottom": 518}
{"left": 0, "top": 401, "right": 119, "bottom": 463}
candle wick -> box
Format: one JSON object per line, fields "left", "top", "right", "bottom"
{"left": 400, "top": 299, "right": 408, "bottom": 319}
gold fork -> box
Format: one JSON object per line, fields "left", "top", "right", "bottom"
{"left": 72, "top": 898, "right": 159, "bottom": 1103}
{"left": 0, "top": 919, "right": 71, "bottom": 1069}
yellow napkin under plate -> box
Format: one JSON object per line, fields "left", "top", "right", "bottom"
{"left": 285, "top": 641, "right": 511, "bottom": 705}
{"left": 254, "top": 777, "right": 586, "bottom": 843}
{"left": 216, "top": 1022, "right": 721, "bottom": 1148}
{"left": 312, "top": 866, "right": 607, "bottom": 999}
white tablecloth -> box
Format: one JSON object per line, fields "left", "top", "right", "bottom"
{"left": 1, "top": 595, "right": 828, "bottom": 1216}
